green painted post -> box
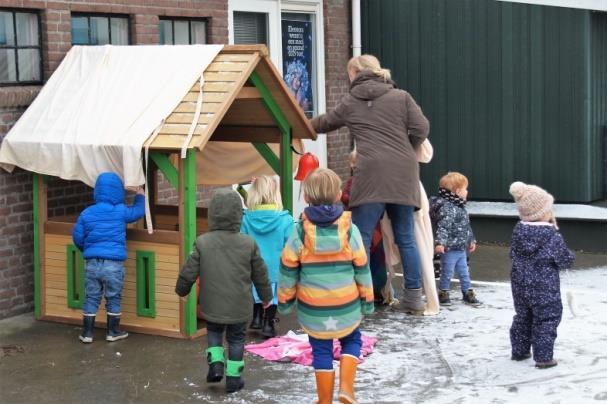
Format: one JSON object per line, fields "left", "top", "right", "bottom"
{"left": 183, "top": 150, "right": 197, "bottom": 336}
{"left": 32, "top": 173, "right": 41, "bottom": 317}
{"left": 281, "top": 130, "right": 293, "bottom": 213}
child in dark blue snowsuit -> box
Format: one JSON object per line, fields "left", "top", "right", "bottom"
{"left": 509, "top": 181, "right": 575, "bottom": 369}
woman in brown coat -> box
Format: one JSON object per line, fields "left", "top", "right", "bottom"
{"left": 311, "top": 55, "right": 430, "bottom": 313}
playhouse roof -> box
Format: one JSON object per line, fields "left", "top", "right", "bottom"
{"left": 147, "top": 44, "right": 316, "bottom": 151}
{"left": 0, "top": 44, "right": 315, "bottom": 187}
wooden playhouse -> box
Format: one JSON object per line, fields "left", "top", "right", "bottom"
{"left": 27, "top": 45, "right": 316, "bottom": 338}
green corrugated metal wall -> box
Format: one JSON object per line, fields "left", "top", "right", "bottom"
{"left": 361, "top": 0, "right": 607, "bottom": 202}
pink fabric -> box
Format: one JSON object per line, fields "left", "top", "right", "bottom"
{"left": 245, "top": 333, "right": 378, "bottom": 366}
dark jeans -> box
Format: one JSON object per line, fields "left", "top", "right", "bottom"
{"left": 308, "top": 328, "right": 362, "bottom": 370}
{"left": 351, "top": 203, "right": 421, "bottom": 289}
{"left": 206, "top": 321, "right": 247, "bottom": 361}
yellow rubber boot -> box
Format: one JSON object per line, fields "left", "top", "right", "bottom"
{"left": 314, "top": 370, "right": 335, "bottom": 404}
{"left": 338, "top": 355, "right": 358, "bottom": 404}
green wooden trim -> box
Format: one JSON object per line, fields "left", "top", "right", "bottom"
{"left": 32, "top": 173, "right": 41, "bottom": 317}
{"left": 281, "top": 130, "right": 293, "bottom": 213}
{"left": 66, "top": 245, "right": 85, "bottom": 309}
{"left": 136, "top": 250, "right": 156, "bottom": 318}
{"left": 150, "top": 152, "right": 178, "bottom": 189}
{"left": 183, "top": 149, "right": 198, "bottom": 336}
{"left": 252, "top": 143, "right": 280, "bottom": 174}
{"left": 249, "top": 71, "right": 291, "bottom": 135}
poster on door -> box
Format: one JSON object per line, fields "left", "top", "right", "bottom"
{"left": 281, "top": 19, "right": 314, "bottom": 117}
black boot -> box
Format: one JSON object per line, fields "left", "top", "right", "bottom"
{"left": 261, "top": 305, "right": 278, "bottom": 338}
{"left": 225, "top": 359, "right": 245, "bottom": 393}
{"left": 106, "top": 314, "right": 129, "bottom": 342}
{"left": 463, "top": 289, "right": 482, "bottom": 306}
{"left": 249, "top": 303, "right": 263, "bottom": 330}
{"left": 206, "top": 346, "right": 225, "bottom": 383}
{"left": 79, "top": 315, "right": 95, "bottom": 343}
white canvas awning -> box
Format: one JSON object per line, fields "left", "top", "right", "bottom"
{"left": 0, "top": 44, "right": 223, "bottom": 187}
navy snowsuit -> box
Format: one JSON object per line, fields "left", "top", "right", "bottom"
{"left": 509, "top": 222, "right": 575, "bottom": 363}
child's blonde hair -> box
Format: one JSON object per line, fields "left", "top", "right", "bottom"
{"left": 347, "top": 54, "right": 391, "bottom": 82}
{"left": 439, "top": 172, "right": 469, "bottom": 192}
{"left": 303, "top": 168, "right": 342, "bottom": 205}
{"left": 247, "top": 175, "right": 283, "bottom": 210}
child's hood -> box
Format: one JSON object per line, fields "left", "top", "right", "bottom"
{"left": 243, "top": 209, "right": 291, "bottom": 234}
{"left": 208, "top": 189, "right": 243, "bottom": 231}
{"left": 94, "top": 172, "right": 125, "bottom": 205}
{"left": 511, "top": 222, "right": 558, "bottom": 259}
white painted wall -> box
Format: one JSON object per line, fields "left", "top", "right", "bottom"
{"left": 228, "top": 0, "right": 327, "bottom": 218}
{"left": 497, "top": 0, "right": 607, "bottom": 11}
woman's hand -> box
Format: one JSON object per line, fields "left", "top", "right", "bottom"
{"left": 434, "top": 245, "right": 445, "bottom": 254}
{"left": 469, "top": 243, "right": 477, "bottom": 253}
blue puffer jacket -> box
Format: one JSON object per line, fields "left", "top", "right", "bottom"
{"left": 72, "top": 172, "right": 145, "bottom": 261}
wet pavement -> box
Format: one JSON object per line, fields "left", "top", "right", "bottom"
{"left": 1, "top": 244, "right": 606, "bottom": 404}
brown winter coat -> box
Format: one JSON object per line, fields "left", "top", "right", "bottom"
{"left": 311, "top": 71, "right": 429, "bottom": 208}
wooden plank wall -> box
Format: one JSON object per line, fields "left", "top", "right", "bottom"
{"left": 44, "top": 234, "right": 181, "bottom": 335}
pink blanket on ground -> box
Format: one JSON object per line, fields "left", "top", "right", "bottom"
{"left": 245, "top": 331, "right": 378, "bottom": 366}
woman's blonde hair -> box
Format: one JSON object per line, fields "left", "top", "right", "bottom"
{"left": 347, "top": 54, "right": 391, "bottom": 82}
{"left": 246, "top": 175, "right": 283, "bottom": 210}
{"left": 439, "top": 172, "right": 469, "bottom": 192}
{"left": 303, "top": 168, "right": 342, "bottom": 205}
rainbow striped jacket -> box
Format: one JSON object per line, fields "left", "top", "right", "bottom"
{"left": 278, "top": 211, "right": 374, "bottom": 339}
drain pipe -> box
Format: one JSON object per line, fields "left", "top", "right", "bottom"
{"left": 352, "top": 0, "right": 361, "bottom": 56}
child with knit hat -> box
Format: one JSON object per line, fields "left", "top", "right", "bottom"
{"left": 509, "top": 181, "right": 575, "bottom": 369}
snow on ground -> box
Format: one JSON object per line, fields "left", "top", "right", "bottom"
{"left": 221, "top": 267, "right": 607, "bottom": 403}
{"left": 467, "top": 202, "right": 607, "bottom": 220}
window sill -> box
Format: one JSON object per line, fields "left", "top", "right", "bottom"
{"left": 0, "top": 85, "right": 42, "bottom": 108}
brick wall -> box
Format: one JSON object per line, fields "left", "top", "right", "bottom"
{"left": 323, "top": 0, "right": 352, "bottom": 180}
{"left": 0, "top": 0, "right": 229, "bottom": 319}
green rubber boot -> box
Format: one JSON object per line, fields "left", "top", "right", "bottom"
{"left": 225, "top": 359, "right": 245, "bottom": 393}
{"left": 206, "top": 346, "right": 225, "bottom": 383}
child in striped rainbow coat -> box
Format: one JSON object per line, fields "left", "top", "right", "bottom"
{"left": 278, "top": 168, "right": 374, "bottom": 404}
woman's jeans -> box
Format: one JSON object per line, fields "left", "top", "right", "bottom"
{"left": 206, "top": 321, "right": 247, "bottom": 361}
{"left": 352, "top": 203, "right": 421, "bottom": 289}
{"left": 439, "top": 250, "right": 471, "bottom": 292}
{"left": 308, "top": 328, "right": 362, "bottom": 370}
{"left": 83, "top": 259, "right": 125, "bottom": 315}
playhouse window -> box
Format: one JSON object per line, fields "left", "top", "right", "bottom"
{"left": 136, "top": 251, "right": 156, "bottom": 318}
{"left": 0, "top": 9, "right": 42, "bottom": 85}
{"left": 233, "top": 12, "right": 268, "bottom": 45}
{"left": 71, "top": 14, "right": 129, "bottom": 45}
{"left": 159, "top": 18, "right": 207, "bottom": 45}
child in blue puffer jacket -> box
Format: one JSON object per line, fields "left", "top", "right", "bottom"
{"left": 240, "top": 176, "right": 293, "bottom": 338}
{"left": 509, "top": 181, "right": 575, "bottom": 369}
{"left": 72, "top": 172, "right": 145, "bottom": 343}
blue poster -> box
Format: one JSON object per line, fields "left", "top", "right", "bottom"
{"left": 282, "top": 19, "right": 314, "bottom": 116}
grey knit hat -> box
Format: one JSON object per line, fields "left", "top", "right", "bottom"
{"left": 509, "top": 181, "right": 554, "bottom": 222}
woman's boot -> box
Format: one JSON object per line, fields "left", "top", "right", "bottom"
{"left": 338, "top": 355, "right": 358, "bottom": 404}
{"left": 249, "top": 303, "right": 263, "bottom": 330}
{"left": 314, "top": 370, "right": 335, "bottom": 404}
